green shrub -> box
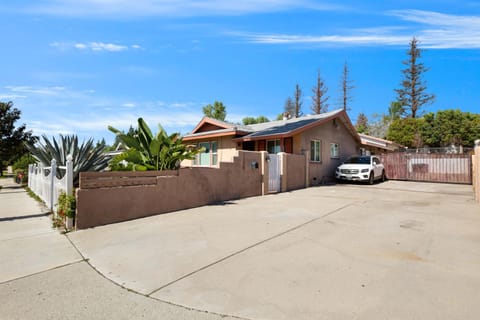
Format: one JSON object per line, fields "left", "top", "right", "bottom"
{"left": 12, "top": 153, "right": 36, "bottom": 171}
{"left": 57, "top": 191, "right": 76, "bottom": 219}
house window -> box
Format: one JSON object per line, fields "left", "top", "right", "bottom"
{"left": 330, "top": 143, "right": 339, "bottom": 158}
{"left": 310, "top": 140, "right": 321, "bottom": 162}
{"left": 195, "top": 141, "right": 218, "bottom": 166}
{"left": 267, "top": 139, "right": 281, "bottom": 154}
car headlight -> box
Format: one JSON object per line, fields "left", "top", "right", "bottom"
{"left": 361, "top": 168, "right": 369, "bottom": 173}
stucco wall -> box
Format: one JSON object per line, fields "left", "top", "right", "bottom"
{"left": 284, "top": 153, "right": 306, "bottom": 191}
{"left": 298, "top": 119, "right": 360, "bottom": 185}
{"left": 76, "top": 151, "right": 263, "bottom": 229}
{"left": 181, "top": 135, "right": 238, "bottom": 167}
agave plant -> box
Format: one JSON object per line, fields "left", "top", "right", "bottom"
{"left": 27, "top": 134, "right": 111, "bottom": 186}
{"left": 108, "top": 118, "right": 201, "bottom": 171}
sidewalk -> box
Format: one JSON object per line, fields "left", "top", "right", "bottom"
{"left": 0, "top": 178, "right": 82, "bottom": 282}
{"left": 0, "top": 178, "right": 238, "bottom": 320}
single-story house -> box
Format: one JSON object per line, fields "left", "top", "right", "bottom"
{"left": 182, "top": 109, "right": 363, "bottom": 184}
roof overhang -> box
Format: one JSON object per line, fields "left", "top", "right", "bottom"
{"left": 183, "top": 128, "right": 250, "bottom": 141}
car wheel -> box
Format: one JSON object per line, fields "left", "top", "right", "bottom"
{"left": 368, "top": 172, "right": 374, "bottom": 185}
{"left": 381, "top": 170, "right": 386, "bottom": 182}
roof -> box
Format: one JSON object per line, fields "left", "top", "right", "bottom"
{"left": 183, "top": 116, "right": 251, "bottom": 141}
{"left": 183, "top": 109, "right": 360, "bottom": 143}
{"left": 359, "top": 133, "right": 403, "bottom": 151}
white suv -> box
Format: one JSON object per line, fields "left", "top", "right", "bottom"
{"left": 335, "top": 155, "right": 386, "bottom": 184}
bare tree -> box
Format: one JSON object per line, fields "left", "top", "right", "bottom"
{"left": 340, "top": 62, "right": 354, "bottom": 112}
{"left": 293, "top": 83, "right": 303, "bottom": 117}
{"left": 395, "top": 37, "right": 435, "bottom": 118}
{"left": 311, "top": 69, "right": 329, "bottom": 114}
{"left": 283, "top": 97, "right": 295, "bottom": 119}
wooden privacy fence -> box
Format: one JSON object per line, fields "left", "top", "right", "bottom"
{"left": 379, "top": 152, "right": 472, "bottom": 184}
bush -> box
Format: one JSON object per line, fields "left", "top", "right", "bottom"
{"left": 12, "top": 153, "right": 36, "bottom": 171}
{"left": 57, "top": 191, "right": 76, "bottom": 219}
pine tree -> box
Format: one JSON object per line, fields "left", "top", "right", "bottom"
{"left": 340, "top": 62, "right": 354, "bottom": 112}
{"left": 395, "top": 37, "right": 435, "bottom": 118}
{"left": 311, "top": 70, "right": 329, "bottom": 114}
{"left": 355, "top": 113, "right": 369, "bottom": 134}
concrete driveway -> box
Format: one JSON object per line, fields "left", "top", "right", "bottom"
{"left": 68, "top": 181, "right": 480, "bottom": 320}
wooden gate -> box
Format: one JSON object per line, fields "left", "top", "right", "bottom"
{"left": 379, "top": 153, "right": 472, "bottom": 184}
{"left": 268, "top": 154, "right": 281, "bottom": 192}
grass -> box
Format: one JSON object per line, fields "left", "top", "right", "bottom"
{"left": 24, "top": 186, "right": 48, "bottom": 208}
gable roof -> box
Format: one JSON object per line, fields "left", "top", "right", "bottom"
{"left": 183, "top": 109, "right": 360, "bottom": 143}
{"left": 183, "top": 116, "right": 251, "bottom": 141}
{"left": 236, "top": 109, "right": 360, "bottom": 143}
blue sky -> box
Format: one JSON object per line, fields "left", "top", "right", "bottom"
{"left": 1, "top": 1, "right": 479, "bottom": 144}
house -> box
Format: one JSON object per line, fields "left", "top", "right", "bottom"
{"left": 183, "top": 109, "right": 362, "bottom": 184}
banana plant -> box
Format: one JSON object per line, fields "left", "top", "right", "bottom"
{"left": 108, "top": 118, "right": 202, "bottom": 171}
{"left": 27, "top": 134, "right": 111, "bottom": 186}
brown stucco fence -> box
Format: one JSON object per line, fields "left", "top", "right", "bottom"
{"left": 473, "top": 144, "right": 480, "bottom": 203}
{"left": 76, "top": 151, "right": 264, "bottom": 229}
{"left": 282, "top": 153, "right": 307, "bottom": 191}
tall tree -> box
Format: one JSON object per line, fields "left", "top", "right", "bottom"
{"left": 355, "top": 113, "right": 369, "bottom": 134}
{"left": 311, "top": 69, "right": 329, "bottom": 114}
{"left": 387, "top": 117, "right": 425, "bottom": 148}
{"left": 242, "top": 116, "right": 270, "bottom": 125}
{"left": 0, "top": 101, "right": 36, "bottom": 176}
{"left": 293, "top": 84, "right": 303, "bottom": 117}
{"left": 421, "top": 109, "right": 480, "bottom": 147}
{"left": 283, "top": 97, "right": 295, "bottom": 119}
{"left": 395, "top": 37, "right": 435, "bottom": 118}
{"left": 203, "top": 101, "right": 227, "bottom": 121}
{"left": 340, "top": 62, "right": 354, "bottom": 112}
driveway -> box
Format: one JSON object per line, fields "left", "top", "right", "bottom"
{"left": 68, "top": 181, "right": 480, "bottom": 320}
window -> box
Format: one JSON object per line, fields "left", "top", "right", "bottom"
{"left": 310, "top": 140, "right": 321, "bottom": 162}
{"left": 267, "top": 139, "right": 281, "bottom": 154}
{"left": 195, "top": 141, "right": 218, "bottom": 166}
{"left": 330, "top": 143, "right": 339, "bottom": 158}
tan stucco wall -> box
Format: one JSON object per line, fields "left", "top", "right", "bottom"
{"left": 181, "top": 135, "right": 238, "bottom": 167}
{"left": 297, "top": 119, "right": 360, "bottom": 185}
{"left": 76, "top": 151, "right": 263, "bottom": 229}
{"left": 284, "top": 153, "right": 307, "bottom": 191}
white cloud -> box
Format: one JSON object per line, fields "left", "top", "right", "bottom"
{"left": 50, "top": 41, "right": 131, "bottom": 52}
{"left": 5, "top": 85, "right": 65, "bottom": 95}
{"left": 236, "top": 10, "right": 480, "bottom": 49}
{"left": 24, "top": 0, "right": 345, "bottom": 18}
{"left": 5, "top": 84, "right": 205, "bottom": 142}
{"left": 389, "top": 10, "right": 480, "bottom": 49}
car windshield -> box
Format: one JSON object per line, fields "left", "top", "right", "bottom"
{"left": 344, "top": 156, "right": 371, "bottom": 164}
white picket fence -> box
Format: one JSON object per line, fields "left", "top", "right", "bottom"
{"left": 28, "top": 156, "right": 73, "bottom": 216}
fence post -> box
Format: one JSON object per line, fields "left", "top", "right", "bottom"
{"left": 66, "top": 155, "right": 73, "bottom": 196}
{"left": 28, "top": 164, "right": 32, "bottom": 189}
{"left": 50, "top": 159, "right": 57, "bottom": 215}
